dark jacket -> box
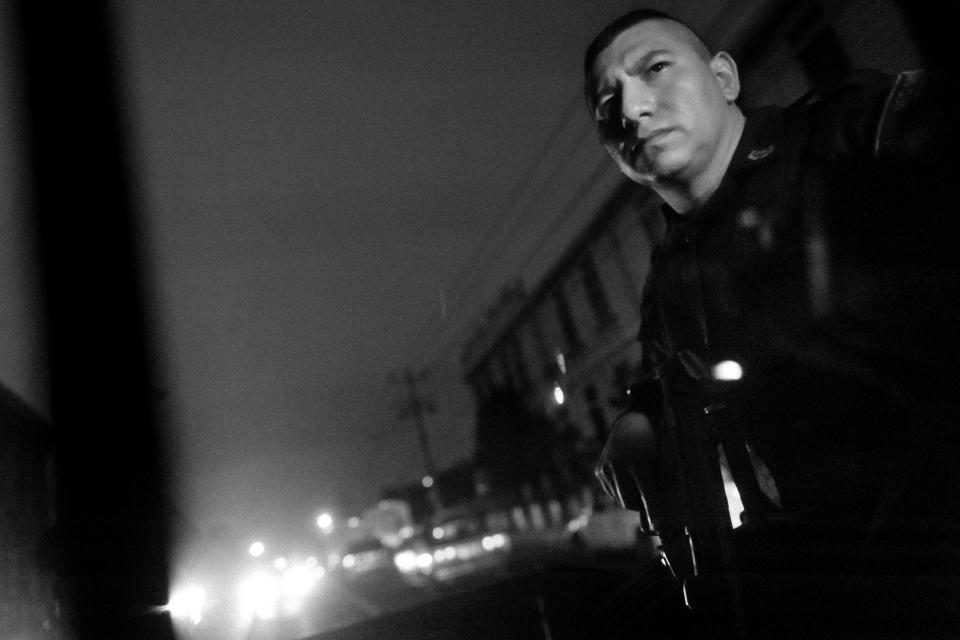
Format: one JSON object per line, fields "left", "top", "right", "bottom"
{"left": 606, "top": 67, "right": 960, "bottom": 638}
{"left": 640, "top": 68, "right": 959, "bottom": 538}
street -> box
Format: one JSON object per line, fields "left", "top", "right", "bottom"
{"left": 305, "top": 548, "right": 699, "bottom": 640}
{"left": 211, "top": 538, "right": 700, "bottom": 640}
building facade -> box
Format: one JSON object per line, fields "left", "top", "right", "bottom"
{"left": 461, "top": 182, "right": 660, "bottom": 450}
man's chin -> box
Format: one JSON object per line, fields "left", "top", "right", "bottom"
{"left": 615, "top": 158, "right": 657, "bottom": 186}
{"left": 621, "top": 153, "right": 690, "bottom": 186}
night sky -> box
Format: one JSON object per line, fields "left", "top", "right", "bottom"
{"left": 0, "top": 1, "right": 709, "bottom": 546}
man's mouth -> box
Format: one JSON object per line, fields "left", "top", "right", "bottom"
{"left": 642, "top": 128, "right": 673, "bottom": 145}
{"left": 628, "top": 129, "right": 673, "bottom": 164}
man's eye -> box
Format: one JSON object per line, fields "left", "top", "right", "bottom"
{"left": 646, "top": 62, "right": 670, "bottom": 76}
{"left": 594, "top": 97, "right": 614, "bottom": 122}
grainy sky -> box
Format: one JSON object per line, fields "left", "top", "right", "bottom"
{"left": 2, "top": 0, "right": 723, "bottom": 546}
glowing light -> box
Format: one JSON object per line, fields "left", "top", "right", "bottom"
{"left": 399, "top": 526, "right": 414, "bottom": 539}
{"left": 422, "top": 475, "right": 434, "bottom": 488}
{"left": 394, "top": 549, "right": 418, "bottom": 573}
{"left": 342, "top": 554, "right": 356, "bottom": 569}
{"left": 556, "top": 352, "right": 567, "bottom": 374}
{"left": 432, "top": 526, "right": 444, "bottom": 539}
{"left": 316, "top": 512, "right": 334, "bottom": 533}
{"left": 305, "top": 556, "right": 318, "bottom": 569}
{"left": 238, "top": 571, "right": 279, "bottom": 621}
{"left": 282, "top": 598, "right": 303, "bottom": 617}
{"left": 347, "top": 516, "right": 361, "bottom": 528}
{"left": 168, "top": 585, "right": 206, "bottom": 625}
{"left": 481, "top": 533, "right": 508, "bottom": 552}
{"left": 282, "top": 565, "right": 314, "bottom": 599}
{"left": 712, "top": 360, "right": 743, "bottom": 381}
{"left": 248, "top": 542, "right": 265, "bottom": 557}
{"left": 415, "top": 552, "right": 433, "bottom": 569}
{"left": 552, "top": 384, "right": 565, "bottom": 405}
{"left": 566, "top": 514, "right": 588, "bottom": 532}
{"left": 273, "top": 557, "right": 288, "bottom": 571}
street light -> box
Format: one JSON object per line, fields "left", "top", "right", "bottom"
{"left": 248, "top": 541, "right": 265, "bottom": 558}
{"left": 316, "top": 512, "right": 334, "bottom": 534}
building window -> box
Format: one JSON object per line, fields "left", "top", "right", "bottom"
{"left": 525, "top": 313, "right": 554, "bottom": 383}
{"left": 504, "top": 337, "right": 532, "bottom": 391}
{"left": 553, "top": 288, "right": 582, "bottom": 354}
{"left": 580, "top": 253, "right": 616, "bottom": 327}
{"left": 469, "top": 371, "right": 490, "bottom": 403}
{"left": 494, "top": 349, "right": 516, "bottom": 391}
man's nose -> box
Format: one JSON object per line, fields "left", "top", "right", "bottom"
{"left": 620, "top": 81, "right": 653, "bottom": 127}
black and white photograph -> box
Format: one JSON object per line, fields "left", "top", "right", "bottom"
{"left": 1, "top": 1, "right": 957, "bottom": 638}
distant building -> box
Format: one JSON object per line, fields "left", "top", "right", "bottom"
{"left": 381, "top": 458, "right": 484, "bottom": 523}
{"left": 461, "top": 181, "right": 659, "bottom": 449}
{"left": 0, "top": 383, "right": 58, "bottom": 638}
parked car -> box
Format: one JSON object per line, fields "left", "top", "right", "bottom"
{"left": 337, "top": 537, "right": 394, "bottom": 579}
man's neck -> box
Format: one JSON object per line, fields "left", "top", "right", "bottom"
{"left": 657, "top": 109, "right": 746, "bottom": 214}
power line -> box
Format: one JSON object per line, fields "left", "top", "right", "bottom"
{"left": 407, "top": 90, "right": 598, "bottom": 365}
{"left": 404, "top": 92, "right": 584, "bottom": 349}
{"left": 440, "top": 117, "right": 596, "bottom": 323}
{"left": 512, "top": 156, "right": 613, "bottom": 279}
{"left": 415, "top": 154, "right": 614, "bottom": 374}
{"left": 386, "top": 367, "right": 438, "bottom": 478}
{"left": 384, "top": 366, "right": 444, "bottom": 512}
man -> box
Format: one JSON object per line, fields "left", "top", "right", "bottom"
{"left": 587, "top": 8, "right": 959, "bottom": 639}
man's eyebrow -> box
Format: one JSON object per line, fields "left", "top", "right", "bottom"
{"left": 623, "top": 48, "right": 672, "bottom": 69}
{"left": 591, "top": 47, "right": 672, "bottom": 104}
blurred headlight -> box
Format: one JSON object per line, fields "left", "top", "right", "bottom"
{"left": 168, "top": 585, "right": 206, "bottom": 625}
{"left": 394, "top": 549, "right": 418, "bottom": 573}
{"left": 416, "top": 552, "right": 433, "bottom": 569}
{"left": 238, "top": 571, "right": 279, "bottom": 621}
{"left": 481, "top": 533, "right": 508, "bottom": 551}
{"left": 282, "top": 565, "right": 314, "bottom": 599}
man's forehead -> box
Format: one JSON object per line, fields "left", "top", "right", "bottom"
{"left": 591, "top": 19, "right": 702, "bottom": 77}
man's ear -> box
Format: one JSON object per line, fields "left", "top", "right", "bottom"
{"left": 710, "top": 51, "right": 741, "bottom": 102}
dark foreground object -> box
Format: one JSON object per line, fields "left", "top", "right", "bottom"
{"left": 309, "top": 555, "right": 702, "bottom": 640}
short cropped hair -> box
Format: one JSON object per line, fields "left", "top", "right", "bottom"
{"left": 583, "top": 8, "right": 710, "bottom": 106}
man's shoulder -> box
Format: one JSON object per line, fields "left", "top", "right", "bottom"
{"left": 785, "top": 69, "right": 919, "bottom": 162}
{"left": 795, "top": 69, "right": 894, "bottom": 111}
{"left": 791, "top": 68, "right": 953, "bottom": 165}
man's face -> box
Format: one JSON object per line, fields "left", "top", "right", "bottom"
{"left": 587, "top": 19, "right": 737, "bottom": 187}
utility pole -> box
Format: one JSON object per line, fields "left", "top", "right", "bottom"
{"left": 389, "top": 367, "right": 442, "bottom": 512}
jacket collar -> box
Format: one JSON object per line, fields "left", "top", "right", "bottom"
{"left": 661, "top": 105, "right": 786, "bottom": 228}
